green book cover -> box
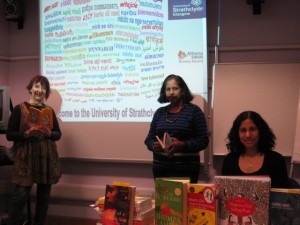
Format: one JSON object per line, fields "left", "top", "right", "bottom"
{"left": 155, "top": 178, "right": 189, "bottom": 225}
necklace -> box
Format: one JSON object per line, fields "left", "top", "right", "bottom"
{"left": 165, "top": 104, "right": 185, "bottom": 123}
{"left": 166, "top": 110, "right": 181, "bottom": 123}
{"left": 243, "top": 152, "right": 262, "bottom": 171}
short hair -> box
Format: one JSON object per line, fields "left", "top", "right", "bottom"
{"left": 226, "top": 111, "right": 276, "bottom": 154}
{"left": 157, "top": 74, "right": 194, "bottom": 103}
{"left": 26, "top": 75, "right": 51, "bottom": 99}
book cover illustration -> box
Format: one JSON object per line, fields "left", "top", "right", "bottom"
{"left": 155, "top": 132, "right": 171, "bottom": 150}
{"left": 28, "top": 106, "right": 53, "bottom": 129}
{"left": 270, "top": 188, "right": 300, "bottom": 225}
{"left": 103, "top": 184, "right": 136, "bottom": 225}
{"left": 187, "top": 183, "right": 217, "bottom": 225}
{"left": 215, "top": 176, "right": 271, "bottom": 225}
{"left": 155, "top": 178, "right": 189, "bottom": 225}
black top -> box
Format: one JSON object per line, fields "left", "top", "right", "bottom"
{"left": 221, "top": 151, "right": 289, "bottom": 188}
{"left": 6, "top": 102, "right": 61, "bottom": 142}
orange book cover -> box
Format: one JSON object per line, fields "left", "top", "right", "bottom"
{"left": 28, "top": 107, "right": 53, "bottom": 129}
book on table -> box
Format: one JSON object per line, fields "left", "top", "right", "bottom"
{"left": 96, "top": 196, "right": 152, "bottom": 213}
{"left": 187, "top": 183, "right": 218, "bottom": 225}
{"left": 28, "top": 106, "right": 53, "bottom": 129}
{"left": 95, "top": 194, "right": 153, "bottom": 225}
{"left": 134, "top": 196, "right": 153, "bottom": 213}
{"left": 102, "top": 182, "right": 136, "bottom": 225}
{"left": 155, "top": 177, "right": 189, "bottom": 225}
{"left": 270, "top": 188, "right": 300, "bottom": 225}
{"left": 134, "top": 206, "right": 154, "bottom": 221}
{"left": 214, "top": 176, "right": 271, "bottom": 225}
{"left": 133, "top": 216, "right": 154, "bottom": 225}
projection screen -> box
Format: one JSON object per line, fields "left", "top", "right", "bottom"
{"left": 40, "top": 0, "right": 208, "bottom": 162}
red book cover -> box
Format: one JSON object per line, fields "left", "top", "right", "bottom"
{"left": 103, "top": 184, "right": 136, "bottom": 225}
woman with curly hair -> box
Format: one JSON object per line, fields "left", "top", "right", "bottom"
{"left": 221, "top": 110, "right": 289, "bottom": 188}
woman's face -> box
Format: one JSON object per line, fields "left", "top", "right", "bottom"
{"left": 106, "top": 186, "right": 118, "bottom": 204}
{"left": 239, "top": 118, "right": 260, "bottom": 151}
{"left": 165, "top": 79, "right": 183, "bottom": 104}
{"left": 30, "top": 81, "right": 47, "bottom": 103}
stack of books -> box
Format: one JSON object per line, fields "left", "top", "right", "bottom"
{"left": 94, "top": 193, "right": 154, "bottom": 225}
{"left": 133, "top": 196, "right": 154, "bottom": 225}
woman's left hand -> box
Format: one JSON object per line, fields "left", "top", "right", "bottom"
{"left": 26, "top": 126, "right": 51, "bottom": 138}
{"left": 38, "top": 126, "right": 52, "bottom": 137}
{"left": 167, "top": 138, "right": 184, "bottom": 158}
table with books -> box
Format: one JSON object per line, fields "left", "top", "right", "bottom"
{"left": 92, "top": 177, "right": 300, "bottom": 225}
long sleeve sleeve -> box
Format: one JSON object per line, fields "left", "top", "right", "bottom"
{"left": 6, "top": 103, "right": 62, "bottom": 142}
{"left": 6, "top": 105, "right": 25, "bottom": 141}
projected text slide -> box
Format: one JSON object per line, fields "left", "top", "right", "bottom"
{"left": 40, "top": 0, "right": 207, "bottom": 122}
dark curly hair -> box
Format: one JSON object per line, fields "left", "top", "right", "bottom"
{"left": 226, "top": 111, "right": 276, "bottom": 154}
{"left": 157, "top": 74, "right": 194, "bottom": 103}
{"left": 26, "top": 75, "right": 51, "bottom": 99}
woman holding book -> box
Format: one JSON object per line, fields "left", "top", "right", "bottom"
{"left": 144, "top": 74, "right": 209, "bottom": 183}
{"left": 221, "top": 110, "right": 289, "bottom": 188}
{"left": 6, "top": 75, "right": 62, "bottom": 225}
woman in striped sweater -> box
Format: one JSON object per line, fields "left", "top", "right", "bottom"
{"left": 144, "top": 74, "right": 209, "bottom": 183}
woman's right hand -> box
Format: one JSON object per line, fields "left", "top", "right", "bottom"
{"left": 25, "top": 126, "right": 51, "bottom": 138}
{"left": 152, "top": 142, "right": 163, "bottom": 153}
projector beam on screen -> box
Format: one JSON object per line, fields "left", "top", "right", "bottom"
{"left": 40, "top": 0, "right": 208, "bottom": 161}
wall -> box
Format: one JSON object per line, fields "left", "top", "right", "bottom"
{"left": 212, "top": 63, "right": 300, "bottom": 156}
{"left": 0, "top": 1, "right": 9, "bottom": 85}
{"left": 0, "top": 0, "right": 300, "bottom": 220}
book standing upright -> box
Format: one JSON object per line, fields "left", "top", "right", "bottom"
{"left": 215, "top": 176, "right": 271, "bottom": 225}
{"left": 102, "top": 183, "right": 136, "bottom": 225}
{"left": 155, "top": 178, "right": 189, "bottom": 225}
{"left": 270, "top": 188, "right": 300, "bottom": 225}
{"left": 187, "top": 183, "right": 218, "bottom": 225}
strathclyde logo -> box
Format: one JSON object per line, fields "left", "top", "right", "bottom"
{"left": 191, "top": 0, "right": 202, "bottom": 7}
{"left": 169, "top": 0, "right": 205, "bottom": 20}
{"left": 178, "top": 50, "right": 187, "bottom": 60}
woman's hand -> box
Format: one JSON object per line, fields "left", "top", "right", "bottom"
{"left": 39, "top": 126, "right": 52, "bottom": 137}
{"left": 25, "top": 126, "right": 51, "bottom": 138}
{"left": 152, "top": 142, "right": 164, "bottom": 153}
{"left": 166, "top": 138, "right": 184, "bottom": 158}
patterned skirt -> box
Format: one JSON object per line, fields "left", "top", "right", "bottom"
{"left": 11, "top": 138, "right": 61, "bottom": 186}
